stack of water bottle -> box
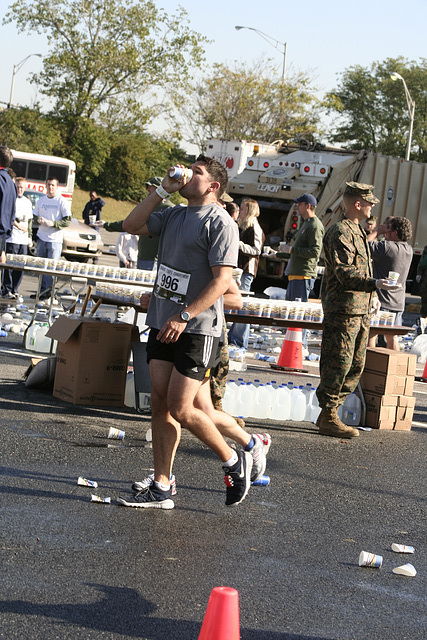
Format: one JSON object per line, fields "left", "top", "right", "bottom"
{"left": 222, "top": 379, "right": 361, "bottom": 426}
{"left": 222, "top": 380, "right": 321, "bottom": 422}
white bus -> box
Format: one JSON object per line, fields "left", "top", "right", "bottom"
{"left": 10, "top": 149, "right": 76, "bottom": 204}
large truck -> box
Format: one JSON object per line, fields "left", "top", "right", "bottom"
{"left": 207, "top": 139, "right": 427, "bottom": 291}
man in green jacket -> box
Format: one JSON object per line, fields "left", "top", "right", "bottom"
{"left": 278, "top": 193, "right": 324, "bottom": 351}
{"left": 98, "top": 177, "right": 174, "bottom": 270}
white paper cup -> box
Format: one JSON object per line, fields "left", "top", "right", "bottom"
{"left": 359, "top": 551, "right": 383, "bottom": 568}
{"left": 391, "top": 543, "right": 415, "bottom": 554}
{"left": 89, "top": 214, "right": 96, "bottom": 225}
{"left": 108, "top": 427, "right": 125, "bottom": 440}
{"left": 392, "top": 563, "right": 417, "bottom": 577}
{"left": 388, "top": 271, "right": 399, "bottom": 285}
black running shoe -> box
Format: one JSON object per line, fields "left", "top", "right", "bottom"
{"left": 223, "top": 450, "right": 253, "bottom": 507}
{"left": 117, "top": 485, "right": 174, "bottom": 509}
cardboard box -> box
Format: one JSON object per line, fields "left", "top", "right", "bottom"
{"left": 364, "top": 347, "right": 417, "bottom": 377}
{"left": 361, "top": 370, "right": 410, "bottom": 396}
{"left": 47, "top": 316, "right": 136, "bottom": 406}
{"left": 364, "top": 392, "right": 397, "bottom": 429}
{"left": 394, "top": 395, "right": 416, "bottom": 431}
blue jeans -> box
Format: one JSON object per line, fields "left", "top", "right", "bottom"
{"left": 2, "top": 243, "right": 27, "bottom": 294}
{"left": 37, "top": 239, "right": 62, "bottom": 296}
{"left": 228, "top": 272, "right": 254, "bottom": 349}
{"left": 286, "top": 277, "right": 315, "bottom": 349}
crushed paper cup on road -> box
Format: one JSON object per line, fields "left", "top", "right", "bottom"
{"left": 391, "top": 543, "right": 415, "bottom": 554}
{"left": 392, "top": 563, "right": 417, "bottom": 577}
{"left": 359, "top": 551, "right": 383, "bottom": 568}
{"left": 77, "top": 476, "right": 98, "bottom": 488}
{"left": 145, "top": 428, "right": 152, "bottom": 442}
{"left": 91, "top": 495, "right": 111, "bottom": 504}
{"left": 108, "top": 427, "right": 125, "bottom": 440}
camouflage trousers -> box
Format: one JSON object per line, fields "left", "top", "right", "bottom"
{"left": 210, "top": 341, "right": 229, "bottom": 409}
{"left": 316, "top": 313, "right": 370, "bottom": 410}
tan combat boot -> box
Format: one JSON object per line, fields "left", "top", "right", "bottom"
{"left": 212, "top": 398, "right": 245, "bottom": 428}
{"left": 318, "top": 407, "right": 359, "bottom": 439}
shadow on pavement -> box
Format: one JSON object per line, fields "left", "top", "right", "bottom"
{"left": 0, "top": 583, "right": 332, "bottom": 639}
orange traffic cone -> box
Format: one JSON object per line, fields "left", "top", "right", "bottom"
{"left": 421, "top": 359, "right": 427, "bottom": 382}
{"left": 271, "top": 327, "right": 304, "bottom": 372}
{"left": 198, "top": 587, "right": 240, "bottom": 640}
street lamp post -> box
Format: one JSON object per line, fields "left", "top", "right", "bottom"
{"left": 390, "top": 72, "right": 415, "bottom": 162}
{"left": 235, "top": 26, "right": 287, "bottom": 86}
{"left": 8, "top": 54, "right": 43, "bottom": 109}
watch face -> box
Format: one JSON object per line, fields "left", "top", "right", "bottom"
{"left": 181, "top": 310, "right": 190, "bottom": 322}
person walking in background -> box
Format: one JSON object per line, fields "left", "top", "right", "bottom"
{"left": 1, "top": 177, "right": 32, "bottom": 301}
{"left": 82, "top": 191, "right": 105, "bottom": 226}
{"left": 32, "top": 178, "right": 71, "bottom": 300}
{"left": 368, "top": 217, "right": 413, "bottom": 351}
{"left": 316, "top": 182, "right": 400, "bottom": 439}
{"left": 228, "top": 198, "right": 264, "bottom": 349}
{"left": 0, "top": 146, "right": 17, "bottom": 265}
{"left": 115, "top": 231, "right": 138, "bottom": 268}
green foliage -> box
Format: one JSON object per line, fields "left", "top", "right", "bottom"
{"left": 4, "top": 0, "right": 207, "bottom": 141}
{"left": 324, "top": 57, "right": 427, "bottom": 161}
{"left": 169, "top": 59, "right": 323, "bottom": 149}
{"left": 0, "top": 106, "right": 189, "bottom": 201}
{"left": 0, "top": 106, "right": 64, "bottom": 154}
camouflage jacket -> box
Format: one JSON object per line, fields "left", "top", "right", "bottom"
{"left": 321, "top": 217, "right": 377, "bottom": 315}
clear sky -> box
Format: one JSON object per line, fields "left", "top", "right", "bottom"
{"left": 1, "top": 0, "right": 426, "bottom": 138}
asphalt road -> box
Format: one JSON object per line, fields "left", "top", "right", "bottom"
{"left": 1, "top": 264, "right": 426, "bottom": 639}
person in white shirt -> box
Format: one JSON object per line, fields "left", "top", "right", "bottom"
{"left": 1, "top": 177, "right": 32, "bottom": 300}
{"left": 32, "top": 177, "right": 71, "bottom": 299}
{"left": 115, "top": 232, "right": 138, "bottom": 268}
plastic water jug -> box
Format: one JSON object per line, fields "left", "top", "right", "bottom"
{"left": 290, "top": 386, "right": 306, "bottom": 421}
{"left": 238, "top": 383, "right": 255, "bottom": 418}
{"left": 223, "top": 380, "right": 239, "bottom": 414}
{"left": 25, "top": 322, "right": 57, "bottom": 354}
{"left": 270, "top": 384, "right": 291, "bottom": 421}
{"left": 339, "top": 392, "right": 361, "bottom": 426}
{"left": 253, "top": 384, "right": 270, "bottom": 419}
{"left": 308, "top": 388, "right": 321, "bottom": 423}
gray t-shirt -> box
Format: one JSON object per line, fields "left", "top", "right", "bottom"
{"left": 146, "top": 204, "right": 239, "bottom": 337}
{"left": 369, "top": 240, "right": 413, "bottom": 311}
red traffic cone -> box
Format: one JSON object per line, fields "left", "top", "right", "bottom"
{"left": 198, "top": 587, "right": 240, "bottom": 640}
{"left": 421, "top": 359, "right": 427, "bottom": 382}
{"left": 271, "top": 327, "right": 304, "bottom": 372}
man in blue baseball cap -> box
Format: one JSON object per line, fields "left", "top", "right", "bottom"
{"left": 278, "top": 193, "right": 324, "bottom": 353}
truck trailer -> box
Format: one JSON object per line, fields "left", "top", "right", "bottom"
{"left": 207, "top": 138, "right": 427, "bottom": 291}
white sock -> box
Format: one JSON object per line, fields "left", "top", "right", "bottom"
{"left": 223, "top": 450, "right": 239, "bottom": 469}
{"left": 154, "top": 481, "right": 170, "bottom": 492}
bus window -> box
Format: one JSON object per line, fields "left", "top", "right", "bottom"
{"left": 11, "top": 159, "right": 27, "bottom": 177}
{"left": 48, "top": 164, "right": 68, "bottom": 185}
{"left": 28, "top": 162, "right": 47, "bottom": 182}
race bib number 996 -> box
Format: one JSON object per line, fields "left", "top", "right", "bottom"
{"left": 154, "top": 264, "right": 191, "bottom": 305}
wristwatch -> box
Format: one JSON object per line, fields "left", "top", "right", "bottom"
{"left": 180, "top": 309, "right": 191, "bottom": 322}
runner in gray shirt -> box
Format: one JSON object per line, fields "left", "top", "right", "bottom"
{"left": 118, "top": 156, "right": 271, "bottom": 509}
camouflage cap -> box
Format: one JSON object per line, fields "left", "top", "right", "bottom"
{"left": 345, "top": 181, "right": 380, "bottom": 204}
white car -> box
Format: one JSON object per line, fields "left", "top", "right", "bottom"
{"left": 25, "top": 190, "right": 104, "bottom": 261}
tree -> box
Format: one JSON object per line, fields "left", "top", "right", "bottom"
{"left": 168, "top": 59, "right": 323, "bottom": 150}
{"left": 0, "top": 106, "right": 64, "bottom": 155}
{"left": 324, "top": 57, "right": 427, "bottom": 161}
{"left": 4, "top": 0, "right": 207, "bottom": 146}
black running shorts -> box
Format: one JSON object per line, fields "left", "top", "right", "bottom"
{"left": 147, "top": 328, "right": 220, "bottom": 381}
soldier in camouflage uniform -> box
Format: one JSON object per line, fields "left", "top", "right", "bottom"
{"left": 316, "top": 182, "right": 400, "bottom": 438}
